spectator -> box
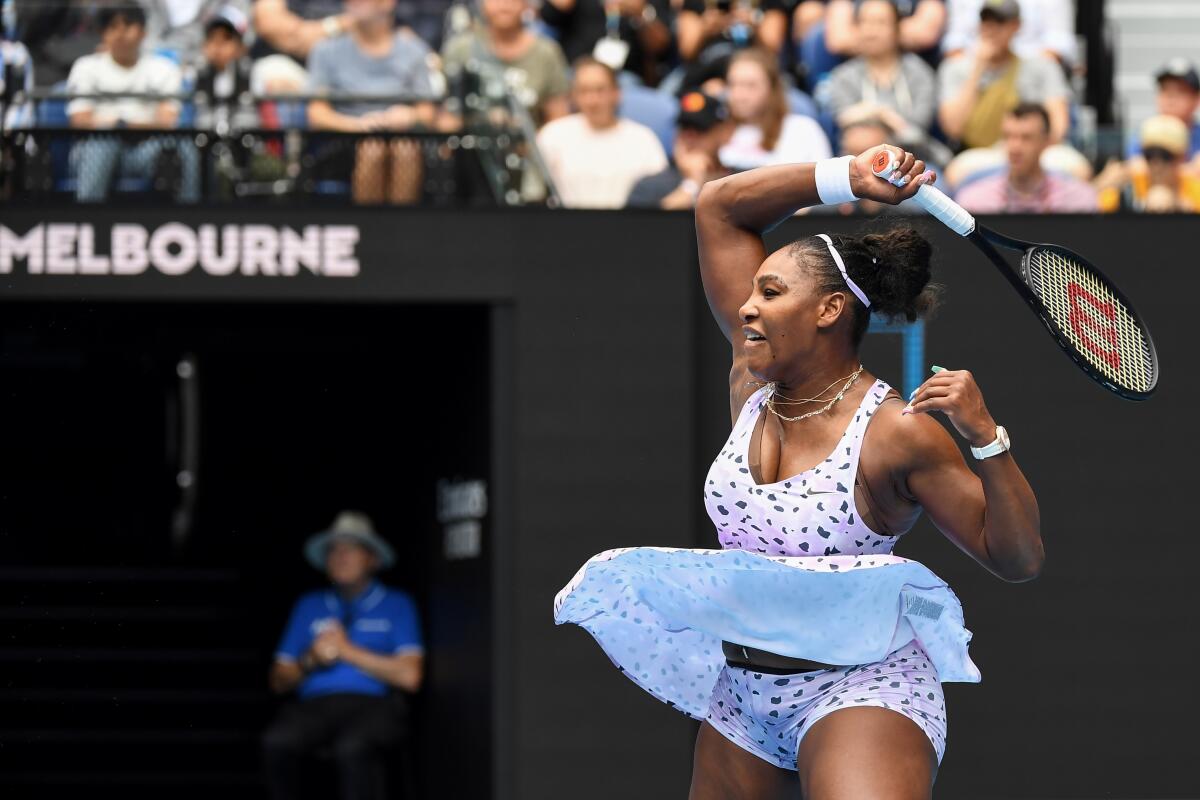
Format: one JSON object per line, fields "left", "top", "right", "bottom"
{"left": 937, "top": 0, "right": 1068, "bottom": 149}
{"left": 943, "top": 0, "right": 1076, "bottom": 66}
{"left": 1, "top": 6, "right": 34, "bottom": 128}
{"left": 67, "top": 5, "right": 200, "bottom": 202}
{"left": 627, "top": 90, "right": 733, "bottom": 209}
{"left": 138, "top": 0, "right": 251, "bottom": 65}
{"left": 306, "top": 0, "right": 440, "bottom": 204}
{"left": 253, "top": 0, "right": 351, "bottom": 61}
{"left": 954, "top": 102, "right": 1096, "bottom": 213}
{"left": 820, "top": 0, "right": 947, "bottom": 58}
{"left": 536, "top": 56, "right": 668, "bottom": 208}
{"left": 1124, "top": 59, "right": 1200, "bottom": 162}
{"left": 194, "top": 6, "right": 260, "bottom": 131}
{"left": 718, "top": 47, "right": 832, "bottom": 171}
{"left": 263, "top": 511, "right": 423, "bottom": 800}
{"left": 539, "top": 0, "right": 672, "bottom": 87}
{"left": 12, "top": 0, "right": 104, "bottom": 87}
{"left": 441, "top": 0, "right": 570, "bottom": 128}
{"left": 676, "top": 0, "right": 789, "bottom": 92}
{"left": 825, "top": 0, "right": 938, "bottom": 140}
{"left": 1097, "top": 115, "right": 1200, "bottom": 214}
{"left": 805, "top": 116, "right": 924, "bottom": 215}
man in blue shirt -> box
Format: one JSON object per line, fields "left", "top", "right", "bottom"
{"left": 262, "top": 511, "right": 423, "bottom": 800}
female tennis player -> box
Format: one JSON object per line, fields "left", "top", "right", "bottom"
{"left": 554, "top": 145, "right": 1044, "bottom": 799}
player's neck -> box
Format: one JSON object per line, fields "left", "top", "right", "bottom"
{"left": 773, "top": 353, "right": 864, "bottom": 403}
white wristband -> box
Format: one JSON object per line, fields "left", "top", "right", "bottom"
{"left": 814, "top": 156, "right": 856, "bottom": 205}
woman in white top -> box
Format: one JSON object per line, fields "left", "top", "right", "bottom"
{"left": 718, "top": 48, "right": 831, "bottom": 171}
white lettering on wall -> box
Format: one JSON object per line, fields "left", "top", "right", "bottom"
{"left": 0, "top": 224, "right": 43, "bottom": 273}
{"left": 77, "top": 225, "right": 110, "bottom": 274}
{"left": 112, "top": 224, "right": 149, "bottom": 275}
{"left": 149, "top": 223, "right": 199, "bottom": 275}
{"left": 0, "top": 223, "right": 363, "bottom": 278}
{"left": 324, "top": 226, "right": 360, "bottom": 277}
{"left": 198, "top": 225, "right": 238, "bottom": 276}
{"left": 45, "top": 224, "right": 77, "bottom": 274}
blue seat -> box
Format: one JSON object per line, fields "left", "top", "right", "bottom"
{"left": 620, "top": 84, "right": 677, "bottom": 154}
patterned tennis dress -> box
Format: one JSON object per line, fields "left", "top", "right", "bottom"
{"left": 554, "top": 378, "right": 980, "bottom": 768}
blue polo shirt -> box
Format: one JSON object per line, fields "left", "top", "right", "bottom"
{"left": 275, "top": 582, "right": 423, "bottom": 699}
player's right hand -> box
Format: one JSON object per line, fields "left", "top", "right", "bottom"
{"left": 849, "top": 144, "right": 936, "bottom": 206}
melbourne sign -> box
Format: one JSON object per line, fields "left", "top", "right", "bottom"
{"left": 0, "top": 222, "right": 360, "bottom": 277}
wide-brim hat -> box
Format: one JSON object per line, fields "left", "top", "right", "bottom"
{"left": 304, "top": 510, "right": 396, "bottom": 571}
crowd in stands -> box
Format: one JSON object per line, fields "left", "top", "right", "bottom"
{"left": 2, "top": 0, "right": 1200, "bottom": 212}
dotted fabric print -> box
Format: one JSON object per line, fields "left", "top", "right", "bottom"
{"left": 707, "top": 643, "right": 948, "bottom": 769}
{"left": 553, "top": 379, "right": 977, "bottom": 771}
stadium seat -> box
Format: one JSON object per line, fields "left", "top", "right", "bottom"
{"left": 620, "top": 84, "right": 677, "bottom": 153}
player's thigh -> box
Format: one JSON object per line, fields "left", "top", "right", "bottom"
{"left": 689, "top": 721, "right": 798, "bottom": 800}
{"left": 797, "top": 707, "right": 936, "bottom": 800}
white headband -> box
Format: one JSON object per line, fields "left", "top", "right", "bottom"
{"left": 815, "top": 233, "right": 871, "bottom": 308}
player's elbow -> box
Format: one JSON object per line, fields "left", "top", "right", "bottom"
{"left": 998, "top": 544, "right": 1044, "bottom": 583}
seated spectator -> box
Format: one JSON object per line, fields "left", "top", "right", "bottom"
{"left": 138, "top": 0, "right": 251, "bottom": 66}
{"left": 954, "top": 102, "right": 1096, "bottom": 213}
{"left": 937, "top": 0, "right": 1068, "bottom": 149}
{"left": 825, "top": 1, "right": 937, "bottom": 143}
{"left": 539, "top": 0, "right": 672, "bottom": 87}
{"left": 441, "top": 0, "right": 570, "bottom": 128}
{"left": 536, "top": 57, "right": 668, "bottom": 208}
{"left": 718, "top": 48, "right": 831, "bottom": 170}
{"left": 306, "top": 0, "right": 440, "bottom": 204}
{"left": 67, "top": 5, "right": 200, "bottom": 203}
{"left": 943, "top": 0, "right": 1076, "bottom": 66}
{"left": 627, "top": 91, "right": 733, "bottom": 209}
{"left": 194, "top": 6, "right": 260, "bottom": 131}
{"left": 263, "top": 511, "right": 423, "bottom": 800}
{"left": 1124, "top": 59, "right": 1200, "bottom": 163}
{"left": 253, "top": 0, "right": 352, "bottom": 61}
{"left": 1, "top": 11, "right": 35, "bottom": 128}
{"left": 14, "top": 0, "right": 105, "bottom": 87}
{"left": 1097, "top": 115, "right": 1200, "bottom": 214}
{"left": 820, "top": 0, "right": 947, "bottom": 58}
{"left": 676, "top": 0, "right": 788, "bottom": 92}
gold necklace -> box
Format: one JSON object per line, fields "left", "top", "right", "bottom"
{"left": 767, "top": 366, "right": 864, "bottom": 405}
{"left": 764, "top": 365, "right": 864, "bottom": 422}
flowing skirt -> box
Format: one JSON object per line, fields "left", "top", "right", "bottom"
{"left": 553, "top": 546, "right": 979, "bottom": 720}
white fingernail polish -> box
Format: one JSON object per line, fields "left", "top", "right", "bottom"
{"left": 899, "top": 176, "right": 910, "bottom": 186}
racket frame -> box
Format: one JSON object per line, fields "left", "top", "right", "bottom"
{"left": 968, "top": 227, "right": 1159, "bottom": 401}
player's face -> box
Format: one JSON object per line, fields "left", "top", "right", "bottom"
{"left": 737, "top": 248, "right": 830, "bottom": 381}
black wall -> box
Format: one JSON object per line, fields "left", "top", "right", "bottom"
{"left": 1, "top": 209, "right": 1195, "bottom": 799}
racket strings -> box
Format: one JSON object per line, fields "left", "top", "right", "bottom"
{"left": 1025, "top": 248, "right": 1154, "bottom": 394}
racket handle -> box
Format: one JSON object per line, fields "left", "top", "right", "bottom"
{"left": 870, "top": 151, "right": 976, "bottom": 237}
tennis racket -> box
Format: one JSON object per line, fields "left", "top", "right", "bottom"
{"left": 872, "top": 151, "right": 1159, "bottom": 401}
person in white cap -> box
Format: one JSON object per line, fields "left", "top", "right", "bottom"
{"left": 262, "top": 510, "right": 423, "bottom": 800}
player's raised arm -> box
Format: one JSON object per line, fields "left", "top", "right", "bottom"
{"left": 695, "top": 147, "right": 932, "bottom": 342}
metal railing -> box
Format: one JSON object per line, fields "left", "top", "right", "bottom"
{"left": 0, "top": 85, "right": 560, "bottom": 207}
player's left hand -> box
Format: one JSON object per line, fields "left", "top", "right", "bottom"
{"left": 904, "top": 367, "right": 998, "bottom": 447}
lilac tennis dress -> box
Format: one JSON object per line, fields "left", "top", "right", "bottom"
{"left": 554, "top": 379, "right": 980, "bottom": 768}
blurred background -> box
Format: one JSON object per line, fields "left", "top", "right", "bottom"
{"left": 0, "top": 0, "right": 1197, "bottom": 798}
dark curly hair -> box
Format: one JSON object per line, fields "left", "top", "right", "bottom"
{"left": 789, "top": 226, "right": 941, "bottom": 346}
